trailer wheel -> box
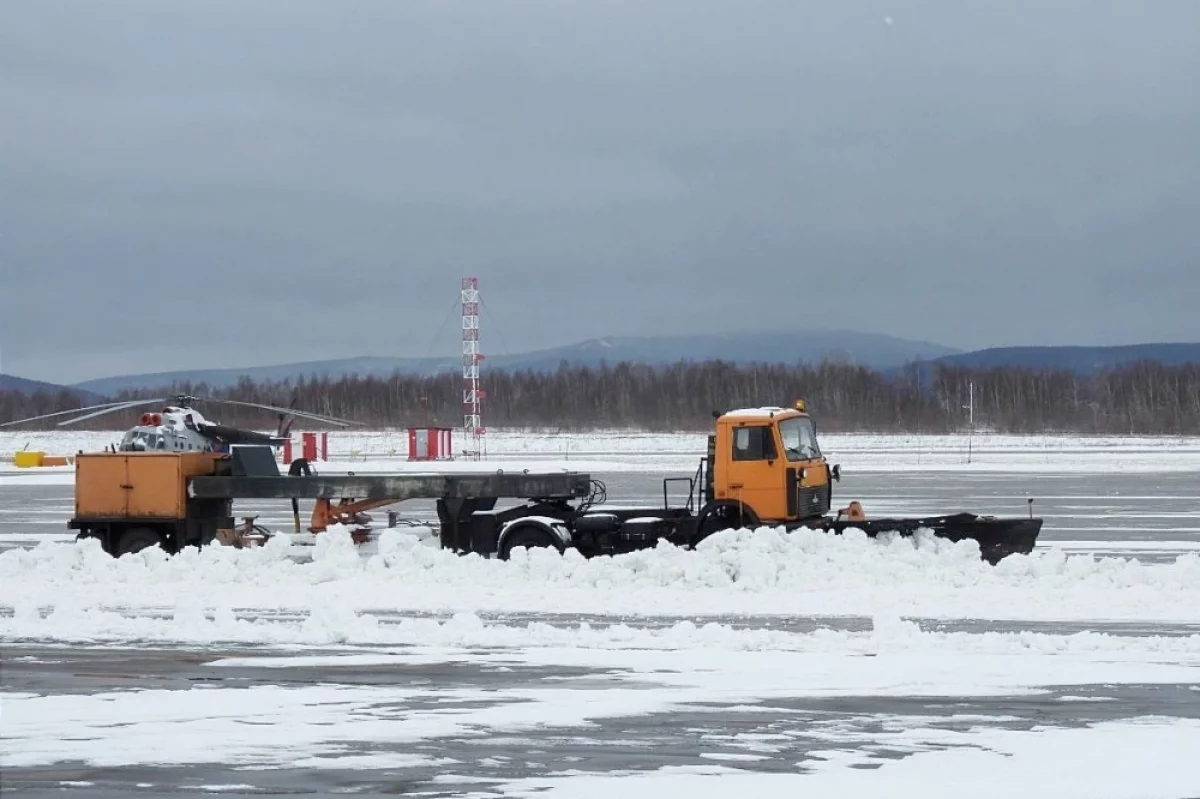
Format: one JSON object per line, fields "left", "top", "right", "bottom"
{"left": 115, "top": 526, "right": 163, "bottom": 556}
{"left": 498, "top": 526, "right": 564, "bottom": 560}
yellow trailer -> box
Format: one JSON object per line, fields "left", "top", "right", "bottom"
{"left": 70, "top": 451, "right": 234, "bottom": 555}
{"left": 75, "top": 451, "right": 221, "bottom": 519}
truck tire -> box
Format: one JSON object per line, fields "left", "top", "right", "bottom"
{"left": 498, "top": 526, "right": 564, "bottom": 560}
{"left": 115, "top": 526, "right": 163, "bottom": 556}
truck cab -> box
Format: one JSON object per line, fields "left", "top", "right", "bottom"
{"left": 706, "top": 402, "right": 835, "bottom": 525}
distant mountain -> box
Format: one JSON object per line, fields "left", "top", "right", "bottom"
{"left": 490, "top": 330, "right": 959, "bottom": 373}
{"left": 72, "top": 329, "right": 960, "bottom": 395}
{"left": 22, "top": 338, "right": 1200, "bottom": 399}
{"left": 1, "top": 373, "right": 105, "bottom": 403}
{"left": 73, "top": 357, "right": 450, "bottom": 397}
{"left": 931, "top": 343, "right": 1200, "bottom": 374}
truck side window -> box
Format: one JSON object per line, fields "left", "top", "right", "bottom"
{"left": 732, "top": 425, "right": 776, "bottom": 461}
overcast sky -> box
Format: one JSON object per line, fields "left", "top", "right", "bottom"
{"left": 2, "top": 0, "right": 1198, "bottom": 384}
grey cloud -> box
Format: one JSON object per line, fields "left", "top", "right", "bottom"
{"left": 1, "top": 0, "right": 1198, "bottom": 383}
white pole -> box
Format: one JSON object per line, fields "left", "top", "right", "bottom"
{"left": 967, "top": 382, "right": 974, "bottom": 464}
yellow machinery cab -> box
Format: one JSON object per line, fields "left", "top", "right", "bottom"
{"left": 708, "top": 401, "right": 835, "bottom": 524}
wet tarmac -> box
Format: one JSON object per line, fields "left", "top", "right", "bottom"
{"left": 3, "top": 469, "right": 1199, "bottom": 557}
{"left": 3, "top": 469, "right": 1199, "bottom": 796}
{"left": 4, "top": 638, "right": 1199, "bottom": 798}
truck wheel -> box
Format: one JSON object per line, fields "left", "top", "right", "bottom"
{"left": 115, "top": 527, "right": 163, "bottom": 556}
{"left": 499, "top": 527, "right": 564, "bottom": 560}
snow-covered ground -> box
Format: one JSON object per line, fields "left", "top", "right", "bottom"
{"left": 3, "top": 524, "right": 1200, "bottom": 625}
{"left": 5, "top": 428, "right": 1200, "bottom": 478}
{"left": 2, "top": 428, "right": 1199, "bottom": 795}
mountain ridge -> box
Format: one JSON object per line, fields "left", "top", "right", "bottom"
{"left": 931, "top": 342, "right": 1200, "bottom": 373}
{"left": 69, "top": 329, "right": 960, "bottom": 395}
{"left": 0, "top": 374, "right": 105, "bottom": 403}
{"left": 5, "top": 336, "right": 1198, "bottom": 400}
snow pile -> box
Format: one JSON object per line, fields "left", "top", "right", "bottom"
{"left": 3, "top": 525, "right": 1200, "bottom": 623}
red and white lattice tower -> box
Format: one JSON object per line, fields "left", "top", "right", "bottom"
{"left": 461, "top": 277, "right": 485, "bottom": 458}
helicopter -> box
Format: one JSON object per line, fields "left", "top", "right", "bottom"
{"left": 0, "top": 394, "right": 361, "bottom": 453}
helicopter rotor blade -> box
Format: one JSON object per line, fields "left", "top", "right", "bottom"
{"left": 198, "top": 398, "right": 362, "bottom": 427}
{"left": 55, "top": 398, "right": 168, "bottom": 426}
{"left": 0, "top": 398, "right": 163, "bottom": 429}
{"left": 285, "top": 408, "right": 363, "bottom": 427}
{"left": 0, "top": 400, "right": 131, "bottom": 428}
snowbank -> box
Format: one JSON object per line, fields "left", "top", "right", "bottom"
{"left": 5, "top": 429, "right": 1200, "bottom": 474}
{"left": 3, "top": 525, "right": 1199, "bottom": 624}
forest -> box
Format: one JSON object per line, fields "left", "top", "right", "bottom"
{"left": 2, "top": 360, "right": 1198, "bottom": 435}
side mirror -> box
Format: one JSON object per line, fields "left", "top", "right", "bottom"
{"left": 831, "top": 464, "right": 841, "bottom": 482}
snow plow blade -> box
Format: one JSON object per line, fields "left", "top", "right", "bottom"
{"left": 813, "top": 513, "right": 1043, "bottom": 564}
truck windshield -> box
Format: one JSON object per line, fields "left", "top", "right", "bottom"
{"left": 778, "top": 416, "right": 820, "bottom": 461}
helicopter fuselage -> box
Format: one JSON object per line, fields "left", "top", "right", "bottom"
{"left": 116, "top": 407, "right": 285, "bottom": 453}
{"left": 119, "top": 425, "right": 215, "bottom": 452}
{"left": 119, "top": 407, "right": 218, "bottom": 452}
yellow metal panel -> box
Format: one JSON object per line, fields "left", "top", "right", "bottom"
{"left": 801, "top": 461, "right": 831, "bottom": 489}
{"left": 178, "top": 452, "right": 222, "bottom": 479}
{"left": 74, "top": 452, "right": 221, "bottom": 519}
{"left": 13, "top": 451, "right": 45, "bottom": 468}
{"left": 75, "top": 454, "right": 131, "bottom": 517}
{"left": 126, "top": 454, "right": 186, "bottom": 518}
{"left": 725, "top": 456, "right": 788, "bottom": 520}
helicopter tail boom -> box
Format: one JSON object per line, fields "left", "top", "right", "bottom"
{"left": 197, "top": 424, "right": 288, "bottom": 448}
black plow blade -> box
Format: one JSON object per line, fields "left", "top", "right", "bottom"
{"left": 818, "top": 512, "right": 1043, "bottom": 565}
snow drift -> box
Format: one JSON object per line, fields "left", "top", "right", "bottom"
{"left": 2, "top": 524, "right": 1199, "bottom": 624}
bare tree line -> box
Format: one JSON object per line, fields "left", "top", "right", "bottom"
{"left": 2, "top": 360, "right": 1198, "bottom": 434}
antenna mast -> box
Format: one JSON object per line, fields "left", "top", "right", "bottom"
{"left": 461, "top": 277, "right": 485, "bottom": 459}
{"left": 963, "top": 380, "right": 975, "bottom": 464}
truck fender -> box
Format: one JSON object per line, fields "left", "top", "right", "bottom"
{"left": 696, "top": 500, "right": 760, "bottom": 537}
{"left": 497, "top": 516, "right": 572, "bottom": 558}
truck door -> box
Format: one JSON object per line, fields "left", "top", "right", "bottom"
{"left": 776, "top": 415, "right": 831, "bottom": 520}
{"left": 721, "top": 424, "right": 788, "bottom": 522}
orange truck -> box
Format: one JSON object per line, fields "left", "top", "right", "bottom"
{"left": 466, "top": 401, "right": 1044, "bottom": 564}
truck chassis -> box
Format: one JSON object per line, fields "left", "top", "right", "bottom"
{"left": 464, "top": 474, "right": 1040, "bottom": 565}
{"left": 70, "top": 446, "right": 593, "bottom": 556}
{"left": 71, "top": 445, "right": 1041, "bottom": 564}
